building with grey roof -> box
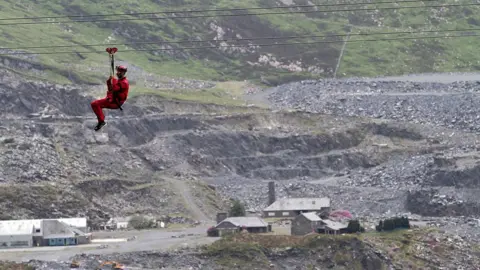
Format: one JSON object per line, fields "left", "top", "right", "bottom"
{"left": 318, "top": 219, "right": 349, "bottom": 234}
{"left": 41, "top": 220, "right": 76, "bottom": 246}
{"left": 0, "top": 217, "right": 90, "bottom": 248}
{"left": 0, "top": 217, "right": 87, "bottom": 237}
{"left": 291, "top": 212, "right": 349, "bottom": 235}
{"left": 40, "top": 220, "right": 90, "bottom": 246}
{"left": 0, "top": 222, "right": 34, "bottom": 248}
{"left": 291, "top": 212, "right": 324, "bottom": 236}
{"left": 262, "top": 197, "right": 331, "bottom": 218}
{"left": 214, "top": 217, "right": 270, "bottom": 236}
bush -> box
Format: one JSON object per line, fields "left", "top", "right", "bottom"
{"left": 346, "top": 220, "right": 364, "bottom": 233}
{"left": 376, "top": 217, "right": 410, "bottom": 232}
{"left": 128, "top": 215, "right": 155, "bottom": 230}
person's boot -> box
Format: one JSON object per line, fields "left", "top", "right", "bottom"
{"left": 94, "top": 121, "right": 106, "bottom": 131}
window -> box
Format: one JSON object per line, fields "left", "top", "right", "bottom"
{"left": 268, "top": 212, "right": 275, "bottom": 216}
{"left": 35, "top": 229, "right": 41, "bottom": 233}
{"left": 282, "top": 212, "right": 289, "bottom": 216}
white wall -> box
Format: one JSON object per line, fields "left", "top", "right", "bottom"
{"left": 116, "top": 222, "right": 129, "bottom": 229}
{"left": 0, "top": 234, "right": 32, "bottom": 248}
{"left": 0, "top": 218, "right": 88, "bottom": 236}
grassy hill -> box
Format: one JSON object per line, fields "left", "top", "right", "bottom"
{"left": 0, "top": 0, "right": 479, "bottom": 87}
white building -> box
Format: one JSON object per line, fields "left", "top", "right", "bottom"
{"left": 105, "top": 217, "right": 131, "bottom": 230}
{"left": 262, "top": 197, "right": 331, "bottom": 218}
{"left": 114, "top": 217, "right": 130, "bottom": 229}
{"left": 0, "top": 218, "right": 88, "bottom": 236}
{"left": 0, "top": 222, "right": 34, "bottom": 248}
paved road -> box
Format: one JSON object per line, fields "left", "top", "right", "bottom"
{"left": 0, "top": 225, "right": 217, "bottom": 263}
{"left": 363, "top": 72, "right": 480, "bottom": 83}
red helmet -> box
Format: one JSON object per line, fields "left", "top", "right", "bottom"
{"left": 116, "top": 65, "right": 127, "bottom": 72}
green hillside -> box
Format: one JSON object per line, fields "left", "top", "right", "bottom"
{"left": 0, "top": 0, "right": 479, "bottom": 86}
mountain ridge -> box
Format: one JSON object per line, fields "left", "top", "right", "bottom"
{"left": 0, "top": 0, "right": 478, "bottom": 86}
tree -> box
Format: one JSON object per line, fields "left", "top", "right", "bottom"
{"left": 376, "top": 220, "right": 384, "bottom": 232}
{"left": 400, "top": 217, "right": 411, "bottom": 228}
{"left": 347, "top": 220, "right": 360, "bottom": 233}
{"left": 347, "top": 220, "right": 365, "bottom": 233}
{"left": 128, "top": 215, "right": 155, "bottom": 230}
{"left": 383, "top": 219, "right": 395, "bottom": 231}
{"left": 229, "top": 200, "right": 246, "bottom": 217}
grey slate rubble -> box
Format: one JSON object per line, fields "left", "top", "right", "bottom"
{"left": 266, "top": 79, "right": 480, "bottom": 132}
{"left": 3, "top": 66, "right": 480, "bottom": 268}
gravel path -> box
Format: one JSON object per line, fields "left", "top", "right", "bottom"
{"left": 163, "top": 177, "right": 212, "bottom": 223}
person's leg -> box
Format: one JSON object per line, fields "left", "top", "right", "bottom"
{"left": 90, "top": 98, "right": 118, "bottom": 130}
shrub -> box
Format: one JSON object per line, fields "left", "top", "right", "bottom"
{"left": 346, "top": 220, "right": 365, "bottom": 233}
{"left": 376, "top": 217, "right": 410, "bottom": 232}
{"left": 128, "top": 215, "right": 155, "bottom": 230}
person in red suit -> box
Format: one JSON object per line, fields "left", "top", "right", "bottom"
{"left": 91, "top": 65, "right": 129, "bottom": 131}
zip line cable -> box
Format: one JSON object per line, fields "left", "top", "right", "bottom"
{"left": 0, "top": 2, "right": 476, "bottom": 26}
{"left": 0, "top": 0, "right": 449, "bottom": 21}
{"left": 1, "top": 33, "right": 478, "bottom": 56}
{"left": 3, "top": 27, "right": 479, "bottom": 50}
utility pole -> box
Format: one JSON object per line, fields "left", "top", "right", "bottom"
{"left": 334, "top": 25, "right": 352, "bottom": 79}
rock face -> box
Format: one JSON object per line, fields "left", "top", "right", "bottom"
{"left": 236, "top": 76, "right": 480, "bottom": 240}
{"left": 265, "top": 79, "right": 480, "bottom": 131}
{"left": 3, "top": 67, "right": 480, "bottom": 244}
{"left": 2, "top": 72, "right": 480, "bottom": 237}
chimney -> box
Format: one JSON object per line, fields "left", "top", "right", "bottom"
{"left": 216, "top": 212, "right": 228, "bottom": 224}
{"left": 268, "top": 181, "right": 275, "bottom": 206}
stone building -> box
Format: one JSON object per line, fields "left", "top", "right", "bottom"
{"left": 263, "top": 197, "right": 331, "bottom": 218}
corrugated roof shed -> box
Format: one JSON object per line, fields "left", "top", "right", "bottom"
{"left": 301, "top": 212, "right": 322, "bottom": 221}
{"left": 0, "top": 218, "right": 86, "bottom": 230}
{"left": 321, "top": 219, "right": 348, "bottom": 230}
{"left": 217, "top": 217, "right": 268, "bottom": 228}
{"left": 264, "top": 198, "right": 330, "bottom": 211}
{"left": 0, "top": 222, "right": 34, "bottom": 235}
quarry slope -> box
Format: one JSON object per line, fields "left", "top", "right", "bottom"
{"left": 2, "top": 70, "right": 480, "bottom": 241}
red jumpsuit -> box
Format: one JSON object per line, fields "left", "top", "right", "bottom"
{"left": 91, "top": 76, "right": 129, "bottom": 123}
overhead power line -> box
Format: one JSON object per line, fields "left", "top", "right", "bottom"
{"left": 2, "top": 27, "right": 479, "bottom": 50}
{"left": 0, "top": 2, "right": 476, "bottom": 26}
{"left": 0, "top": 0, "right": 445, "bottom": 21}
{"left": 0, "top": 33, "right": 478, "bottom": 56}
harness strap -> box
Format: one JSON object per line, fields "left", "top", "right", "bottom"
{"left": 113, "top": 79, "right": 124, "bottom": 110}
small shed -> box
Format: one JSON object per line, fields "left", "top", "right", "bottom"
{"left": 104, "top": 216, "right": 131, "bottom": 230}
{"left": 113, "top": 217, "right": 130, "bottom": 229}
{"left": 291, "top": 212, "right": 323, "bottom": 236}
{"left": 215, "top": 217, "right": 269, "bottom": 236}
{"left": 316, "top": 219, "right": 349, "bottom": 235}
